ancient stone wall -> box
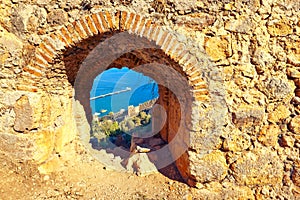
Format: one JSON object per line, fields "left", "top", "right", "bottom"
{"left": 1, "top": 0, "right": 300, "bottom": 198}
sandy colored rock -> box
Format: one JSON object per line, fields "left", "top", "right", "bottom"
{"left": 232, "top": 105, "right": 265, "bottom": 127}
{"left": 223, "top": 128, "right": 251, "bottom": 151}
{"left": 189, "top": 151, "right": 228, "bottom": 183}
{"left": 287, "top": 41, "right": 300, "bottom": 66}
{"left": 251, "top": 47, "right": 275, "bottom": 72}
{"left": 13, "top": 95, "right": 33, "bottom": 132}
{"left": 230, "top": 148, "right": 283, "bottom": 185}
{"left": 268, "top": 104, "right": 291, "bottom": 123}
{"left": 267, "top": 19, "right": 293, "bottom": 36}
{"left": 47, "top": 9, "right": 68, "bottom": 26}
{"left": 289, "top": 115, "right": 300, "bottom": 134}
{"left": 204, "top": 37, "right": 230, "bottom": 61}
{"left": 225, "top": 17, "right": 253, "bottom": 34}
{"left": 258, "top": 124, "right": 280, "bottom": 146}
{"left": 11, "top": 4, "right": 47, "bottom": 34}
{"left": 287, "top": 68, "right": 300, "bottom": 79}
{"left": 125, "top": 153, "right": 158, "bottom": 176}
{"left": 279, "top": 134, "right": 294, "bottom": 148}
{"left": 195, "top": 182, "right": 255, "bottom": 200}
{"left": 292, "top": 162, "right": 300, "bottom": 187}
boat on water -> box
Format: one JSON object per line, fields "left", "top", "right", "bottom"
{"left": 100, "top": 109, "right": 107, "bottom": 113}
{"left": 94, "top": 112, "right": 101, "bottom": 116}
{"left": 90, "top": 87, "right": 132, "bottom": 100}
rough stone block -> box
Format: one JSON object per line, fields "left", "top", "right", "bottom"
{"left": 189, "top": 150, "right": 228, "bottom": 183}
{"left": 230, "top": 148, "right": 283, "bottom": 185}
{"left": 223, "top": 129, "right": 251, "bottom": 152}
{"left": 204, "top": 37, "right": 230, "bottom": 61}
{"left": 13, "top": 95, "right": 33, "bottom": 132}
{"left": 258, "top": 124, "right": 280, "bottom": 146}
{"left": 267, "top": 19, "right": 293, "bottom": 36}
{"left": 268, "top": 104, "right": 291, "bottom": 124}
{"left": 289, "top": 115, "right": 300, "bottom": 135}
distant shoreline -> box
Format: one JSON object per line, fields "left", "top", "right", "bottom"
{"left": 93, "top": 98, "right": 158, "bottom": 122}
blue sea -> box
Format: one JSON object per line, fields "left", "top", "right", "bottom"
{"left": 90, "top": 67, "right": 159, "bottom": 116}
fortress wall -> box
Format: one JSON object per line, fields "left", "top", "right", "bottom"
{"left": 0, "top": 0, "right": 300, "bottom": 198}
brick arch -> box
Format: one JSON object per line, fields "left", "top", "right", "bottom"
{"left": 20, "top": 10, "right": 227, "bottom": 186}
{"left": 22, "top": 11, "right": 209, "bottom": 102}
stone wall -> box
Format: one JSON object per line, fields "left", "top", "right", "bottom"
{"left": 1, "top": 0, "right": 300, "bottom": 198}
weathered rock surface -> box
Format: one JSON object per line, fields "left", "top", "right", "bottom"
{"left": 230, "top": 148, "right": 283, "bottom": 185}
{"left": 268, "top": 104, "right": 291, "bottom": 123}
{"left": 13, "top": 95, "right": 33, "bottom": 132}
{"left": 223, "top": 128, "right": 251, "bottom": 152}
{"left": 258, "top": 124, "right": 280, "bottom": 146}
{"left": 189, "top": 151, "right": 228, "bottom": 183}
{"left": 0, "top": 0, "right": 300, "bottom": 198}
{"left": 289, "top": 115, "right": 300, "bottom": 134}
{"left": 204, "top": 37, "right": 230, "bottom": 61}
{"left": 292, "top": 162, "right": 300, "bottom": 187}
{"left": 232, "top": 105, "right": 265, "bottom": 128}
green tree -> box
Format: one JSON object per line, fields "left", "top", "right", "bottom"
{"left": 132, "top": 116, "right": 141, "bottom": 126}
{"left": 99, "top": 120, "right": 121, "bottom": 136}
{"left": 139, "top": 111, "right": 147, "bottom": 119}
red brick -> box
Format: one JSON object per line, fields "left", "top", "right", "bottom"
{"left": 176, "top": 49, "right": 189, "bottom": 62}
{"left": 184, "top": 57, "right": 198, "bottom": 70}
{"left": 113, "top": 11, "right": 121, "bottom": 30}
{"left": 39, "top": 42, "right": 55, "bottom": 58}
{"left": 80, "top": 18, "right": 93, "bottom": 37}
{"left": 91, "top": 13, "right": 104, "bottom": 33}
{"left": 59, "top": 27, "right": 74, "bottom": 46}
{"left": 85, "top": 15, "right": 98, "bottom": 35}
{"left": 194, "top": 89, "right": 209, "bottom": 96}
{"left": 160, "top": 33, "right": 172, "bottom": 51}
{"left": 190, "top": 77, "right": 205, "bottom": 86}
{"left": 17, "top": 85, "right": 38, "bottom": 92}
{"left": 73, "top": 20, "right": 88, "bottom": 39}
{"left": 49, "top": 33, "right": 66, "bottom": 51}
{"left": 141, "top": 19, "right": 152, "bottom": 37}
{"left": 125, "top": 13, "right": 135, "bottom": 30}
{"left": 36, "top": 48, "right": 53, "bottom": 63}
{"left": 151, "top": 27, "right": 161, "bottom": 42}
{"left": 148, "top": 24, "right": 158, "bottom": 41}
{"left": 55, "top": 31, "right": 71, "bottom": 47}
{"left": 189, "top": 70, "right": 201, "bottom": 79}
{"left": 178, "top": 53, "right": 192, "bottom": 66}
{"left": 120, "top": 11, "right": 128, "bottom": 31}
{"left": 136, "top": 17, "right": 146, "bottom": 35}
{"left": 194, "top": 82, "right": 208, "bottom": 90}
{"left": 105, "top": 11, "right": 114, "bottom": 29}
{"left": 66, "top": 24, "right": 81, "bottom": 43}
{"left": 23, "top": 65, "right": 43, "bottom": 77}
{"left": 131, "top": 14, "right": 141, "bottom": 33}
{"left": 99, "top": 12, "right": 109, "bottom": 30}
{"left": 185, "top": 65, "right": 196, "bottom": 74}
{"left": 195, "top": 94, "right": 210, "bottom": 102}
{"left": 35, "top": 54, "right": 48, "bottom": 69}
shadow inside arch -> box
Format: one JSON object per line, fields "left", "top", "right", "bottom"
{"left": 63, "top": 31, "right": 194, "bottom": 185}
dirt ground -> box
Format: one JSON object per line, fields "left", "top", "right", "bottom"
{"left": 0, "top": 140, "right": 197, "bottom": 200}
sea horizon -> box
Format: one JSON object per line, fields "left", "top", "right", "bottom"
{"left": 90, "top": 67, "right": 159, "bottom": 116}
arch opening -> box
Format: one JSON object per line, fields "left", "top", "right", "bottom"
{"left": 61, "top": 32, "right": 194, "bottom": 182}
{"left": 89, "top": 67, "right": 160, "bottom": 151}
